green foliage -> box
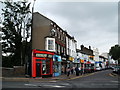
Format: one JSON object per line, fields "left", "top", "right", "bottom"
{"left": 109, "top": 44, "right": 120, "bottom": 61}
{"left": 1, "top": 1, "right": 31, "bottom": 67}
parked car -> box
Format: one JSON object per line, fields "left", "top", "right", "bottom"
{"left": 109, "top": 66, "right": 114, "bottom": 70}
{"left": 95, "top": 66, "right": 101, "bottom": 71}
{"left": 113, "top": 66, "right": 120, "bottom": 74}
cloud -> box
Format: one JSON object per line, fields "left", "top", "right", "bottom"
{"left": 33, "top": 2, "right": 118, "bottom": 54}
{"left": 0, "top": 0, "right": 118, "bottom": 54}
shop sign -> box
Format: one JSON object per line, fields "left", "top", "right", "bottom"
{"left": 80, "top": 59, "right": 84, "bottom": 63}
{"left": 84, "top": 55, "right": 88, "bottom": 60}
{"left": 86, "top": 61, "right": 91, "bottom": 64}
{"left": 89, "top": 56, "right": 94, "bottom": 58}
{"left": 76, "top": 58, "right": 80, "bottom": 63}
{"left": 58, "top": 56, "right": 62, "bottom": 62}
{"left": 90, "top": 60, "right": 95, "bottom": 64}
{"left": 53, "top": 55, "right": 62, "bottom": 62}
{"left": 62, "top": 57, "right": 66, "bottom": 60}
{"left": 73, "top": 58, "right": 78, "bottom": 63}
{"left": 80, "top": 57, "right": 84, "bottom": 60}
{"left": 36, "top": 53, "right": 53, "bottom": 58}
{"left": 69, "top": 57, "right": 74, "bottom": 61}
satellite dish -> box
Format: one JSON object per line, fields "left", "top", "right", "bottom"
{"left": 50, "top": 29, "right": 56, "bottom": 36}
{"left": 51, "top": 29, "right": 56, "bottom": 32}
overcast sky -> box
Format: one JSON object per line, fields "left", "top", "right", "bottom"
{"left": 0, "top": 0, "right": 118, "bottom": 54}
{"left": 31, "top": 1, "right": 118, "bottom": 54}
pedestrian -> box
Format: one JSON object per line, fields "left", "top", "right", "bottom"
{"left": 73, "top": 66, "right": 75, "bottom": 74}
{"left": 75, "top": 67, "right": 79, "bottom": 76}
{"left": 71, "top": 67, "right": 74, "bottom": 74}
{"left": 81, "top": 67, "right": 83, "bottom": 75}
{"left": 79, "top": 67, "right": 82, "bottom": 75}
{"left": 61, "top": 66, "right": 64, "bottom": 74}
{"left": 66, "top": 67, "right": 71, "bottom": 77}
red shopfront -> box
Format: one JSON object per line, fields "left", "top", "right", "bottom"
{"left": 32, "top": 49, "right": 55, "bottom": 78}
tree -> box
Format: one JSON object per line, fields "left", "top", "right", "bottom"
{"left": 109, "top": 44, "right": 120, "bottom": 64}
{"left": 1, "top": 1, "right": 31, "bottom": 67}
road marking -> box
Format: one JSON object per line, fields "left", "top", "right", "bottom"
{"left": 91, "top": 83, "right": 118, "bottom": 86}
{"left": 110, "top": 81, "right": 118, "bottom": 83}
{"left": 60, "top": 73, "right": 95, "bottom": 81}
{"left": 43, "top": 85, "right": 66, "bottom": 88}
{"left": 48, "top": 81, "right": 57, "bottom": 82}
{"left": 24, "top": 84, "right": 38, "bottom": 87}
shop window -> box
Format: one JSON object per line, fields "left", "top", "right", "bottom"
{"left": 42, "top": 60, "right": 50, "bottom": 74}
{"left": 53, "top": 62, "right": 61, "bottom": 74}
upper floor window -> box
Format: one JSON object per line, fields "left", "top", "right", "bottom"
{"left": 57, "top": 27, "right": 59, "bottom": 30}
{"left": 48, "top": 40, "right": 54, "bottom": 50}
{"left": 51, "top": 22, "right": 53, "bottom": 25}
{"left": 45, "top": 38, "right": 55, "bottom": 52}
{"left": 54, "top": 24, "right": 56, "bottom": 28}
{"left": 58, "top": 33, "right": 60, "bottom": 39}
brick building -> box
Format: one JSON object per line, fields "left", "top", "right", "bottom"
{"left": 32, "top": 12, "right": 77, "bottom": 76}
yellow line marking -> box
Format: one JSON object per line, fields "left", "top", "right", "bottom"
{"left": 109, "top": 73, "right": 118, "bottom": 77}
{"left": 60, "top": 73, "right": 95, "bottom": 81}
{"left": 3, "top": 72, "right": 97, "bottom": 82}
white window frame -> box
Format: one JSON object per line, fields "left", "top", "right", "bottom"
{"left": 45, "top": 38, "right": 55, "bottom": 52}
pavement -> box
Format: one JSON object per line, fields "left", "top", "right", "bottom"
{"left": 1, "top": 73, "right": 95, "bottom": 82}
{"left": 2, "top": 71, "right": 119, "bottom": 82}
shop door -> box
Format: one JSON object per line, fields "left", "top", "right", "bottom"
{"left": 36, "top": 63, "right": 41, "bottom": 77}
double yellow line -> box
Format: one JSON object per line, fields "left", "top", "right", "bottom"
{"left": 109, "top": 73, "right": 118, "bottom": 77}
{"left": 61, "top": 73, "right": 95, "bottom": 81}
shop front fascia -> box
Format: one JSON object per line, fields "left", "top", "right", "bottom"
{"left": 89, "top": 55, "right": 94, "bottom": 60}
{"left": 73, "top": 58, "right": 80, "bottom": 67}
{"left": 53, "top": 55, "right": 62, "bottom": 76}
{"left": 68, "top": 56, "right": 74, "bottom": 68}
{"left": 61, "top": 56, "right": 67, "bottom": 74}
{"left": 80, "top": 59, "right": 85, "bottom": 70}
{"left": 32, "top": 49, "right": 55, "bottom": 78}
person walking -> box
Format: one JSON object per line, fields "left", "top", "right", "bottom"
{"left": 79, "top": 67, "right": 82, "bottom": 75}
{"left": 73, "top": 66, "right": 75, "bottom": 74}
{"left": 66, "top": 67, "right": 71, "bottom": 77}
{"left": 75, "top": 67, "right": 79, "bottom": 76}
{"left": 71, "top": 67, "right": 74, "bottom": 74}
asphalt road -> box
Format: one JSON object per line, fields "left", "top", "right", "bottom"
{"left": 2, "top": 69, "right": 120, "bottom": 89}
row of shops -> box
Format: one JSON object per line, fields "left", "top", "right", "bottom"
{"left": 31, "top": 49, "right": 75, "bottom": 77}
{"left": 29, "top": 12, "right": 110, "bottom": 78}
{"left": 31, "top": 49, "right": 108, "bottom": 78}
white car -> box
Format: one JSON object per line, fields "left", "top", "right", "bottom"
{"left": 95, "top": 67, "right": 101, "bottom": 71}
